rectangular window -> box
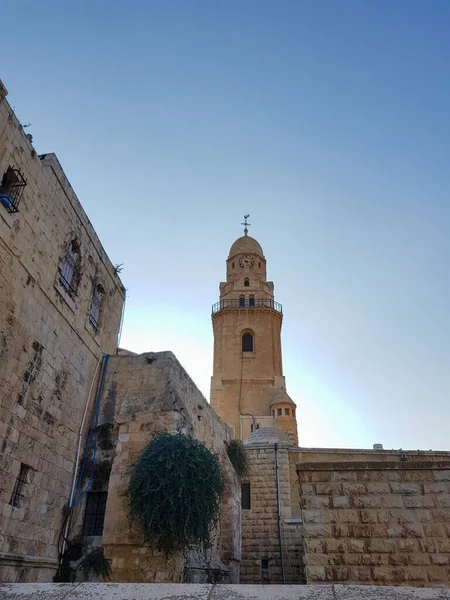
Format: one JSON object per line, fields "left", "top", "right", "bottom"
{"left": 285, "top": 408, "right": 290, "bottom": 416}
{"left": 261, "top": 558, "right": 269, "bottom": 583}
{"left": 0, "top": 166, "right": 27, "bottom": 213}
{"left": 241, "top": 482, "right": 251, "bottom": 510}
{"left": 89, "top": 285, "right": 103, "bottom": 331}
{"left": 83, "top": 492, "right": 107, "bottom": 536}
{"left": 9, "top": 464, "right": 29, "bottom": 508}
{"left": 277, "top": 408, "right": 282, "bottom": 416}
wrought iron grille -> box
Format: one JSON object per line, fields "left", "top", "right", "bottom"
{"left": 9, "top": 464, "right": 29, "bottom": 508}
{"left": 83, "top": 491, "right": 107, "bottom": 536}
{"left": 58, "top": 244, "right": 79, "bottom": 297}
{"left": 89, "top": 286, "right": 103, "bottom": 331}
{"left": 0, "top": 167, "right": 27, "bottom": 213}
{"left": 212, "top": 298, "right": 282, "bottom": 315}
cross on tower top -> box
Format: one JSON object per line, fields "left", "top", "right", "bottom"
{"left": 241, "top": 214, "right": 251, "bottom": 236}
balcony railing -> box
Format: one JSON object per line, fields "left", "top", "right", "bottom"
{"left": 212, "top": 298, "right": 282, "bottom": 315}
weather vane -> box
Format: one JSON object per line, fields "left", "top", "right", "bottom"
{"left": 241, "top": 214, "right": 251, "bottom": 235}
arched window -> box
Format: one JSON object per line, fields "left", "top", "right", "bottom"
{"left": 239, "top": 295, "right": 245, "bottom": 307}
{"left": 244, "top": 278, "right": 249, "bottom": 287}
{"left": 59, "top": 240, "right": 80, "bottom": 297}
{"left": 242, "top": 332, "right": 254, "bottom": 352}
{"left": 249, "top": 295, "right": 255, "bottom": 307}
{"left": 89, "top": 284, "right": 104, "bottom": 332}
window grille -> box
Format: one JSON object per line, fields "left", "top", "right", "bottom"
{"left": 89, "top": 285, "right": 103, "bottom": 331}
{"left": 83, "top": 492, "right": 107, "bottom": 536}
{"left": 0, "top": 167, "right": 27, "bottom": 213}
{"left": 242, "top": 333, "right": 253, "bottom": 352}
{"left": 59, "top": 241, "right": 79, "bottom": 297}
{"left": 241, "top": 483, "right": 251, "bottom": 510}
{"left": 239, "top": 296, "right": 245, "bottom": 307}
{"left": 249, "top": 296, "right": 255, "bottom": 307}
{"left": 9, "top": 464, "right": 29, "bottom": 508}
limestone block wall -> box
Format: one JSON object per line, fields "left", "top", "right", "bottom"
{"left": 97, "top": 352, "right": 241, "bottom": 583}
{"left": 296, "top": 451, "right": 450, "bottom": 588}
{"left": 0, "top": 82, "right": 125, "bottom": 582}
{"left": 241, "top": 438, "right": 304, "bottom": 584}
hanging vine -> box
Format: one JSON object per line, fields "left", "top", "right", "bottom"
{"left": 226, "top": 439, "right": 249, "bottom": 477}
{"left": 126, "top": 433, "right": 225, "bottom": 555}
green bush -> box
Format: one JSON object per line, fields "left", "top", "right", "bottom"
{"left": 126, "top": 433, "right": 224, "bottom": 555}
{"left": 226, "top": 439, "right": 249, "bottom": 477}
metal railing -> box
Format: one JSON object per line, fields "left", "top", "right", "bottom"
{"left": 212, "top": 298, "right": 282, "bottom": 315}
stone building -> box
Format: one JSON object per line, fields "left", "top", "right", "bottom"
{"left": 0, "top": 80, "right": 125, "bottom": 581}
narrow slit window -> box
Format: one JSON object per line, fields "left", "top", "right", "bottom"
{"left": 232, "top": 262, "right": 235, "bottom": 269}
{"left": 89, "top": 284, "right": 104, "bottom": 332}
{"left": 83, "top": 491, "right": 107, "bottom": 536}
{"left": 242, "top": 333, "right": 253, "bottom": 352}
{"left": 241, "top": 483, "right": 251, "bottom": 510}
{"left": 9, "top": 464, "right": 29, "bottom": 508}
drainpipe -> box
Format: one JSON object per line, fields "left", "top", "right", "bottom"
{"left": 274, "top": 442, "right": 286, "bottom": 584}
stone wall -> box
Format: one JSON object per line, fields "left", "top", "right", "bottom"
{"left": 0, "top": 81, "right": 125, "bottom": 582}
{"left": 241, "top": 429, "right": 304, "bottom": 584}
{"left": 95, "top": 351, "right": 241, "bottom": 583}
{"left": 296, "top": 450, "right": 450, "bottom": 587}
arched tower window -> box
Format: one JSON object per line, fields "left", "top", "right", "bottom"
{"left": 249, "top": 295, "right": 255, "bottom": 307}
{"left": 244, "top": 278, "right": 249, "bottom": 287}
{"left": 239, "top": 295, "right": 245, "bottom": 307}
{"left": 89, "top": 284, "right": 104, "bottom": 332}
{"left": 242, "top": 332, "right": 254, "bottom": 353}
{"left": 59, "top": 239, "right": 81, "bottom": 297}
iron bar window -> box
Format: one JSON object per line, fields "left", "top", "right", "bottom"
{"left": 89, "top": 285, "right": 104, "bottom": 331}
{"left": 0, "top": 167, "right": 27, "bottom": 213}
{"left": 59, "top": 241, "right": 80, "bottom": 297}
{"left": 9, "top": 464, "right": 29, "bottom": 508}
{"left": 83, "top": 492, "right": 107, "bottom": 536}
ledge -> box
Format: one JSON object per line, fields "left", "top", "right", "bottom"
{"left": 0, "top": 551, "right": 58, "bottom": 568}
{"left": 296, "top": 460, "right": 450, "bottom": 472}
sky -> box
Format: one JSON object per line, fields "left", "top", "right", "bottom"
{"left": 2, "top": 0, "right": 450, "bottom": 450}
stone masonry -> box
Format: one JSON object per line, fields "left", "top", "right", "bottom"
{"left": 93, "top": 351, "right": 241, "bottom": 583}
{"left": 0, "top": 80, "right": 125, "bottom": 582}
{"left": 296, "top": 449, "right": 450, "bottom": 587}
{"left": 241, "top": 428, "right": 304, "bottom": 584}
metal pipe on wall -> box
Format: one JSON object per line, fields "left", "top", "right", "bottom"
{"left": 274, "top": 442, "right": 286, "bottom": 584}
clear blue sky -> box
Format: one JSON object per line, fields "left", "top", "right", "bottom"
{"left": 3, "top": 0, "right": 450, "bottom": 450}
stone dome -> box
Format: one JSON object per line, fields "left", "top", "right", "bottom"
{"left": 243, "top": 427, "right": 293, "bottom": 447}
{"left": 228, "top": 234, "right": 264, "bottom": 259}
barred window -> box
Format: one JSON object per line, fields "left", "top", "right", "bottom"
{"left": 83, "top": 492, "right": 107, "bottom": 536}
{"left": 0, "top": 166, "right": 27, "bottom": 213}
{"left": 89, "top": 284, "right": 104, "bottom": 331}
{"left": 59, "top": 240, "right": 80, "bottom": 297}
{"left": 9, "top": 464, "right": 29, "bottom": 508}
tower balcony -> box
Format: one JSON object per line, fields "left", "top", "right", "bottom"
{"left": 212, "top": 298, "right": 283, "bottom": 315}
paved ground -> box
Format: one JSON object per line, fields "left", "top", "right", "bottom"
{"left": 1, "top": 584, "right": 450, "bottom": 599}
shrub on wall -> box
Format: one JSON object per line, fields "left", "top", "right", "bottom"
{"left": 126, "top": 433, "right": 225, "bottom": 555}
{"left": 226, "top": 439, "right": 249, "bottom": 477}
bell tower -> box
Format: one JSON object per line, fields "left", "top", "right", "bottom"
{"left": 210, "top": 220, "right": 298, "bottom": 444}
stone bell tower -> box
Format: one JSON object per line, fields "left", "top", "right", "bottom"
{"left": 210, "top": 221, "right": 298, "bottom": 444}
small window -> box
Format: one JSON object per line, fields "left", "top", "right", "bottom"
{"left": 242, "top": 333, "right": 253, "bottom": 352}
{"left": 272, "top": 410, "right": 275, "bottom": 417}
{"left": 259, "top": 262, "right": 261, "bottom": 269}
{"left": 89, "top": 284, "right": 104, "bottom": 332}
{"left": 261, "top": 558, "right": 269, "bottom": 583}
{"left": 250, "top": 423, "right": 260, "bottom": 433}
{"left": 0, "top": 166, "right": 27, "bottom": 213}
{"left": 59, "top": 240, "right": 81, "bottom": 297}
{"left": 239, "top": 296, "right": 245, "bottom": 307}
{"left": 285, "top": 408, "right": 290, "bottom": 416}
{"left": 9, "top": 464, "right": 29, "bottom": 508}
{"left": 241, "top": 483, "right": 251, "bottom": 510}
{"left": 83, "top": 492, "right": 107, "bottom": 536}
{"left": 232, "top": 262, "right": 235, "bottom": 269}
{"left": 244, "top": 278, "right": 249, "bottom": 287}
{"left": 277, "top": 408, "right": 282, "bottom": 416}
{"left": 249, "top": 295, "right": 255, "bottom": 307}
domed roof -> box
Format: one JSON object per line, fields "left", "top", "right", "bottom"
{"left": 243, "top": 427, "right": 293, "bottom": 447}
{"left": 228, "top": 234, "right": 264, "bottom": 259}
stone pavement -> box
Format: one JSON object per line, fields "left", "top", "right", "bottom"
{"left": 1, "top": 584, "right": 450, "bottom": 599}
